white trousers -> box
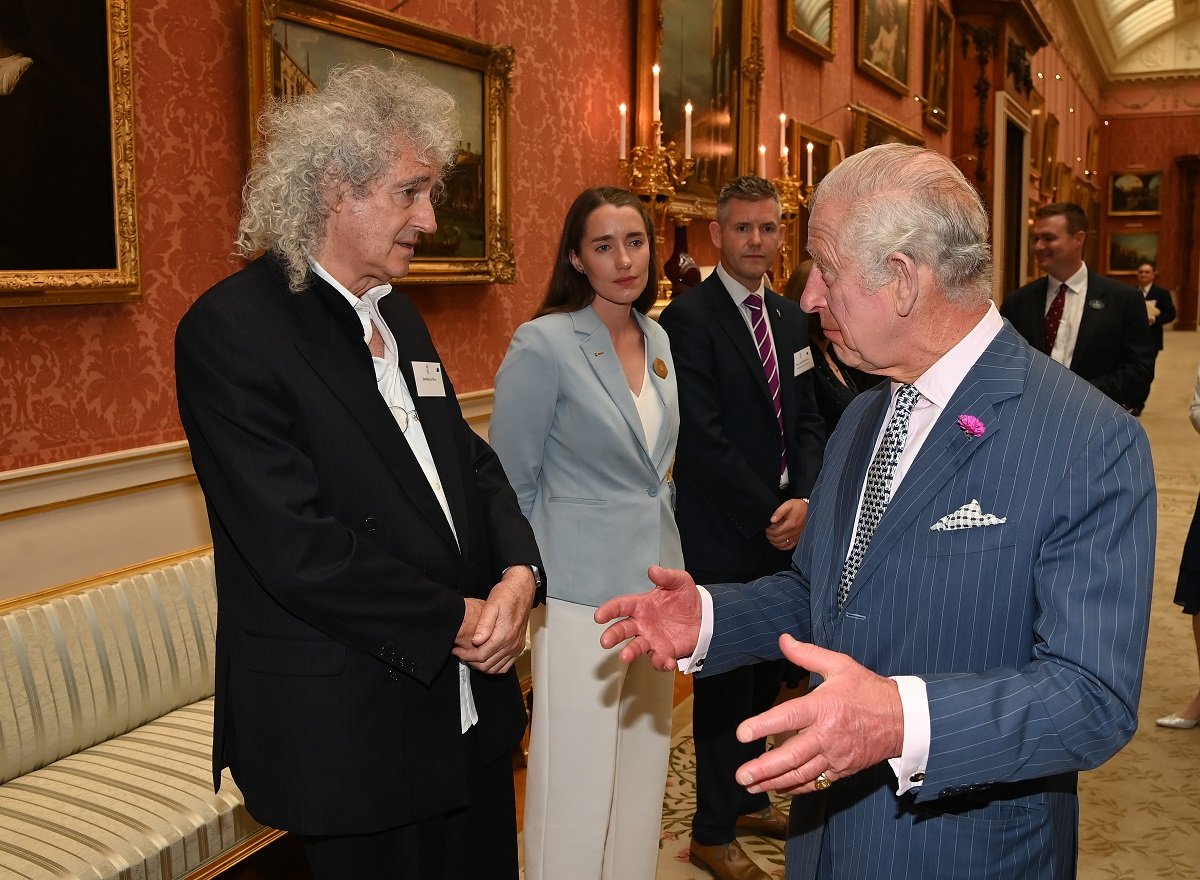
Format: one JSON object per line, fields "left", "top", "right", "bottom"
{"left": 522, "top": 598, "right": 674, "bottom": 880}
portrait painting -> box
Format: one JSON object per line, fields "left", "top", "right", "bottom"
{"left": 247, "top": 0, "right": 515, "bottom": 284}
{"left": 785, "top": 0, "right": 836, "bottom": 60}
{"left": 1109, "top": 170, "right": 1162, "bottom": 216}
{"left": 857, "top": 0, "right": 913, "bottom": 95}
{"left": 851, "top": 105, "right": 923, "bottom": 154}
{"left": 642, "top": 0, "right": 762, "bottom": 211}
{"left": 1107, "top": 230, "right": 1158, "bottom": 275}
{"left": 923, "top": 3, "right": 953, "bottom": 130}
{"left": 1, "top": 0, "right": 140, "bottom": 306}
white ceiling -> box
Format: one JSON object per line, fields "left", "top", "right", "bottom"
{"left": 1072, "top": 0, "right": 1200, "bottom": 81}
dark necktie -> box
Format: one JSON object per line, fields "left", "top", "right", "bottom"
{"left": 744, "top": 293, "right": 787, "bottom": 478}
{"left": 1044, "top": 282, "right": 1068, "bottom": 353}
{"left": 838, "top": 384, "right": 921, "bottom": 609}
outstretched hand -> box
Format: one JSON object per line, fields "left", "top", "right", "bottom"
{"left": 594, "top": 565, "right": 703, "bottom": 671}
{"left": 733, "top": 635, "right": 905, "bottom": 795}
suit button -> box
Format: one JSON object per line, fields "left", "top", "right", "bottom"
{"left": 364, "top": 516, "right": 377, "bottom": 532}
{"left": 647, "top": 487, "right": 658, "bottom": 497}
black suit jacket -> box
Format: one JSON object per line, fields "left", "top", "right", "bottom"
{"left": 175, "top": 254, "right": 542, "bottom": 836}
{"left": 659, "top": 272, "right": 825, "bottom": 581}
{"left": 1001, "top": 269, "right": 1154, "bottom": 407}
{"left": 1144, "top": 282, "right": 1176, "bottom": 351}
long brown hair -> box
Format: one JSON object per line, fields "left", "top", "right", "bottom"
{"left": 535, "top": 187, "right": 659, "bottom": 317}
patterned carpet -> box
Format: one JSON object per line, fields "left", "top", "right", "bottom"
{"left": 650, "top": 332, "right": 1200, "bottom": 880}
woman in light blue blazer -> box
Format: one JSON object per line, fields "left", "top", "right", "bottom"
{"left": 491, "top": 187, "right": 683, "bottom": 880}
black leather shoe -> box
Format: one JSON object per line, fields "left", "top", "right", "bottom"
{"left": 689, "top": 840, "right": 771, "bottom": 880}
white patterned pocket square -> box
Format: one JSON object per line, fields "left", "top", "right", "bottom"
{"left": 930, "top": 499, "right": 1007, "bottom": 531}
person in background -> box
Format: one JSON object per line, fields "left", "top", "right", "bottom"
{"left": 1128, "top": 260, "right": 1176, "bottom": 416}
{"left": 1001, "top": 202, "right": 1154, "bottom": 410}
{"left": 786, "top": 261, "right": 877, "bottom": 436}
{"left": 175, "top": 60, "right": 542, "bottom": 880}
{"left": 596, "top": 144, "right": 1154, "bottom": 880}
{"left": 658, "top": 176, "right": 825, "bottom": 880}
{"left": 489, "top": 186, "right": 683, "bottom": 880}
{"left": 1157, "top": 361, "right": 1200, "bottom": 729}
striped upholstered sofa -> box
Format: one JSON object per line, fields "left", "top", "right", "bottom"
{"left": 0, "top": 551, "right": 281, "bottom": 880}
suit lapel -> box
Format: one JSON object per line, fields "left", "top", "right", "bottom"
{"left": 765, "top": 289, "right": 799, "bottom": 441}
{"left": 839, "top": 328, "right": 1027, "bottom": 612}
{"left": 290, "top": 278, "right": 461, "bottom": 557}
{"left": 705, "top": 278, "right": 774, "bottom": 406}
{"left": 1025, "top": 278, "right": 1050, "bottom": 351}
{"left": 1074, "top": 271, "right": 1108, "bottom": 359}
{"left": 636, "top": 310, "right": 677, "bottom": 478}
{"left": 573, "top": 306, "right": 654, "bottom": 465}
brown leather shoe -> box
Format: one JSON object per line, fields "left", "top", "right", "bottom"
{"left": 688, "top": 840, "right": 771, "bottom": 880}
{"left": 735, "top": 804, "right": 788, "bottom": 839}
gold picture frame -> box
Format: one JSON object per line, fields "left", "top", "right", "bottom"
{"left": 639, "top": 0, "right": 763, "bottom": 217}
{"left": 1108, "top": 170, "right": 1163, "bottom": 217}
{"left": 856, "top": 0, "right": 914, "bottom": 96}
{"left": 0, "top": 0, "right": 140, "bottom": 308}
{"left": 785, "top": 0, "right": 836, "bottom": 60}
{"left": 1039, "top": 113, "right": 1059, "bottom": 197}
{"left": 923, "top": 2, "right": 953, "bottom": 130}
{"left": 1107, "top": 229, "right": 1158, "bottom": 275}
{"left": 851, "top": 105, "right": 924, "bottom": 153}
{"left": 247, "top": 0, "right": 515, "bottom": 284}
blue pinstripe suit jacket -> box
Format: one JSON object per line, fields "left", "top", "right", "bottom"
{"left": 701, "top": 322, "right": 1155, "bottom": 880}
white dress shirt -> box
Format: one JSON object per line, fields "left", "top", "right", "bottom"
{"left": 1043, "top": 264, "right": 1089, "bottom": 368}
{"left": 310, "top": 259, "right": 478, "bottom": 734}
{"left": 681, "top": 304, "right": 1005, "bottom": 795}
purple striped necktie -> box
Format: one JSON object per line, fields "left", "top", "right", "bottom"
{"left": 744, "top": 293, "right": 787, "bottom": 478}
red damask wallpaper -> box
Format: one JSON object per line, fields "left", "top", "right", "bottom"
{"left": 0, "top": 0, "right": 629, "bottom": 470}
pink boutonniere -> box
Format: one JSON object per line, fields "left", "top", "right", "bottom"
{"left": 957, "top": 414, "right": 985, "bottom": 438}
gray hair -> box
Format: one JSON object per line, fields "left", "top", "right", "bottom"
{"left": 236, "top": 58, "right": 460, "bottom": 292}
{"left": 809, "top": 144, "right": 992, "bottom": 306}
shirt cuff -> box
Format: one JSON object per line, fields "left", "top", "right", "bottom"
{"left": 677, "top": 586, "right": 714, "bottom": 674}
{"left": 887, "top": 675, "right": 929, "bottom": 794}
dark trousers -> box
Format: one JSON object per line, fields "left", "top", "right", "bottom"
{"left": 302, "top": 734, "right": 518, "bottom": 880}
{"left": 691, "top": 658, "right": 785, "bottom": 845}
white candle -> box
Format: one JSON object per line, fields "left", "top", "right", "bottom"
{"left": 806, "top": 141, "right": 814, "bottom": 187}
{"left": 758, "top": 144, "right": 767, "bottom": 178}
{"left": 779, "top": 113, "right": 787, "bottom": 166}
{"left": 619, "top": 103, "right": 627, "bottom": 160}
{"left": 782, "top": 145, "right": 789, "bottom": 176}
{"left": 684, "top": 101, "right": 693, "bottom": 159}
{"left": 652, "top": 64, "right": 661, "bottom": 122}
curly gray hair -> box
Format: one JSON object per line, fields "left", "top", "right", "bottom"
{"left": 809, "top": 144, "right": 993, "bottom": 307}
{"left": 236, "top": 57, "right": 460, "bottom": 292}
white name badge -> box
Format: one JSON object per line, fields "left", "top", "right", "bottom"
{"left": 793, "top": 348, "right": 815, "bottom": 376}
{"left": 412, "top": 361, "right": 447, "bottom": 397}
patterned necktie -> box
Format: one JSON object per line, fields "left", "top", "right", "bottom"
{"left": 1044, "top": 282, "right": 1068, "bottom": 353}
{"left": 744, "top": 293, "right": 787, "bottom": 477}
{"left": 837, "top": 383, "right": 921, "bottom": 609}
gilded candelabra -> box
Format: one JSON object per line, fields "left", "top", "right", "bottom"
{"left": 619, "top": 120, "right": 696, "bottom": 304}
{"left": 771, "top": 170, "right": 812, "bottom": 292}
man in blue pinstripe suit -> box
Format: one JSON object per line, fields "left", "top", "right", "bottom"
{"left": 597, "top": 144, "right": 1155, "bottom": 880}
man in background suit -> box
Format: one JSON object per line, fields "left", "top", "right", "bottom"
{"left": 175, "top": 61, "right": 542, "bottom": 880}
{"left": 1001, "top": 202, "right": 1153, "bottom": 409}
{"left": 597, "top": 144, "right": 1154, "bottom": 879}
{"left": 1128, "top": 260, "right": 1176, "bottom": 415}
{"left": 659, "top": 176, "right": 825, "bottom": 880}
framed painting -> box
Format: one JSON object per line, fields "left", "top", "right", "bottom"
{"left": 1028, "top": 89, "right": 1045, "bottom": 184}
{"left": 788, "top": 120, "right": 837, "bottom": 188}
{"left": 1107, "top": 230, "right": 1158, "bottom": 275}
{"left": 851, "top": 105, "right": 924, "bottom": 153}
{"left": 857, "top": 0, "right": 913, "bottom": 95}
{"left": 247, "top": 0, "right": 515, "bottom": 284}
{"left": 638, "top": 0, "right": 763, "bottom": 216}
{"left": 1109, "top": 170, "right": 1162, "bottom": 216}
{"left": 1039, "top": 113, "right": 1058, "bottom": 196}
{"left": 923, "top": 2, "right": 953, "bottom": 130}
{"left": 0, "top": 0, "right": 140, "bottom": 308}
{"left": 785, "top": 0, "right": 836, "bottom": 60}
{"left": 1054, "top": 162, "right": 1073, "bottom": 203}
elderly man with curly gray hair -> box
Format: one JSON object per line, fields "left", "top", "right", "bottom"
{"left": 176, "top": 60, "right": 543, "bottom": 879}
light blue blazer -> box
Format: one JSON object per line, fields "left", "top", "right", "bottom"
{"left": 700, "top": 323, "right": 1155, "bottom": 880}
{"left": 490, "top": 306, "right": 684, "bottom": 607}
